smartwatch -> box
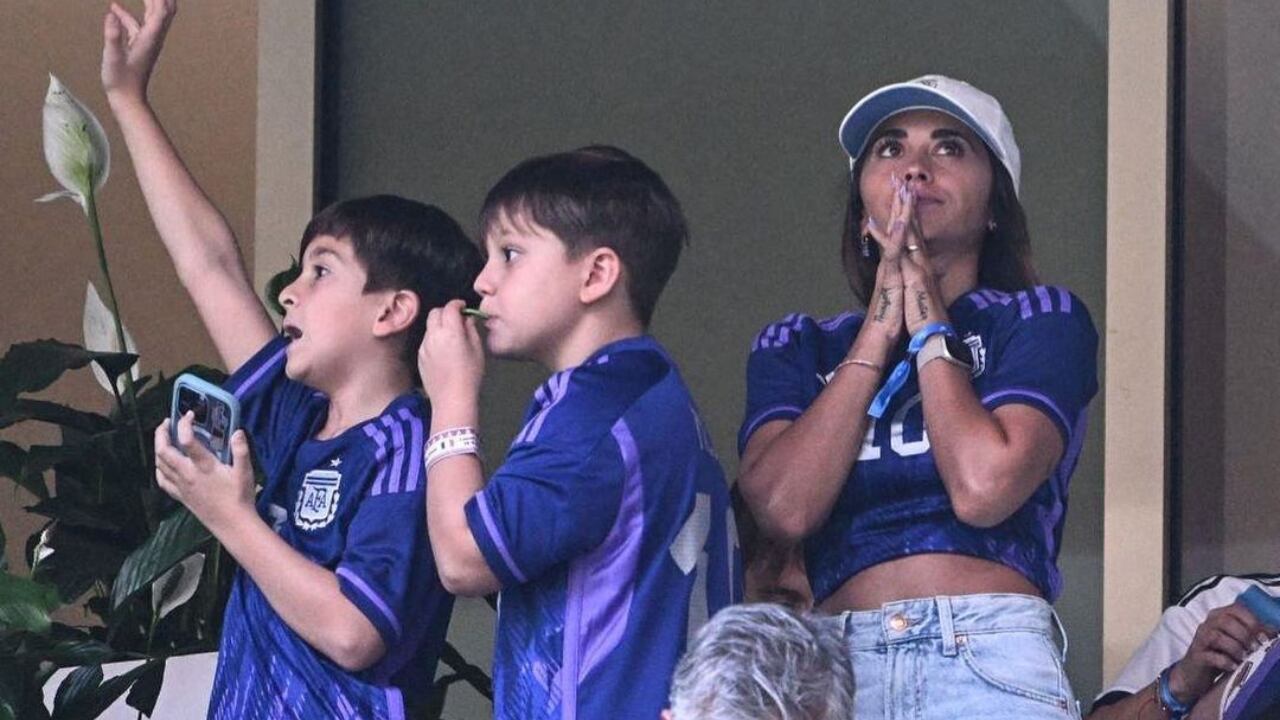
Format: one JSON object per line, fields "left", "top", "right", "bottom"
{"left": 916, "top": 333, "right": 974, "bottom": 372}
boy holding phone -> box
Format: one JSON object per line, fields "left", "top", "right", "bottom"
{"left": 417, "top": 146, "right": 742, "bottom": 719}
{"left": 102, "top": 2, "right": 481, "bottom": 717}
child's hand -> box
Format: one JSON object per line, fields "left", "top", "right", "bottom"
{"left": 155, "top": 413, "right": 256, "bottom": 533}
{"left": 102, "top": 0, "right": 176, "bottom": 102}
{"left": 419, "top": 300, "right": 485, "bottom": 415}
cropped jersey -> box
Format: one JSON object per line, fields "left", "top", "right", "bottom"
{"left": 739, "top": 286, "right": 1098, "bottom": 604}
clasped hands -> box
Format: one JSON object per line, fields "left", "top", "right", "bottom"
{"left": 862, "top": 175, "right": 949, "bottom": 343}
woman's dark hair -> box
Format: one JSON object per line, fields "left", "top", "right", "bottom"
{"left": 839, "top": 152, "right": 1037, "bottom": 308}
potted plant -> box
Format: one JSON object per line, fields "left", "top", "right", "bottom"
{"left": 0, "top": 74, "right": 490, "bottom": 720}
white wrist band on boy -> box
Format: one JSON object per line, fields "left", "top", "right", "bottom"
{"left": 425, "top": 427, "right": 481, "bottom": 472}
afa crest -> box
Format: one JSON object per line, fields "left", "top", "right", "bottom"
{"left": 295, "top": 468, "right": 341, "bottom": 531}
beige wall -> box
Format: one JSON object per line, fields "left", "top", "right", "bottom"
{"left": 0, "top": 1, "right": 257, "bottom": 573}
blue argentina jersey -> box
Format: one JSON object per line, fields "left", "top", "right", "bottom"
{"left": 740, "top": 286, "right": 1098, "bottom": 604}
{"left": 208, "top": 336, "right": 454, "bottom": 720}
{"left": 465, "top": 335, "right": 742, "bottom": 720}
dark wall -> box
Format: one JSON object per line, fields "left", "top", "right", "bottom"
{"left": 321, "top": 2, "right": 1107, "bottom": 711}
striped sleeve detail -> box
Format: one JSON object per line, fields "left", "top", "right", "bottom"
{"left": 513, "top": 368, "right": 575, "bottom": 445}
{"left": 230, "top": 344, "right": 288, "bottom": 400}
{"left": 1014, "top": 286, "right": 1077, "bottom": 319}
{"left": 362, "top": 410, "right": 424, "bottom": 496}
{"left": 752, "top": 313, "right": 809, "bottom": 350}
{"left": 336, "top": 566, "right": 402, "bottom": 641}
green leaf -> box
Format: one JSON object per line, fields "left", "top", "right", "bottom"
{"left": 0, "top": 572, "right": 60, "bottom": 634}
{"left": 24, "top": 498, "right": 121, "bottom": 533}
{"left": 0, "top": 400, "right": 113, "bottom": 435}
{"left": 264, "top": 258, "right": 300, "bottom": 318}
{"left": 111, "top": 509, "right": 210, "bottom": 612}
{"left": 31, "top": 526, "right": 130, "bottom": 605}
{"left": 0, "top": 340, "right": 136, "bottom": 407}
{"left": 52, "top": 665, "right": 101, "bottom": 716}
{"left": 50, "top": 660, "right": 157, "bottom": 720}
{"left": 0, "top": 441, "right": 49, "bottom": 502}
{"left": 123, "top": 658, "right": 164, "bottom": 718}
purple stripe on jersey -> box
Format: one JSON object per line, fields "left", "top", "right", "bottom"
{"left": 521, "top": 370, "right": 573, "bottom": 444}
{"left": 1057, "top": 287, "right": 1072, "bottom": 314}
{"left": 597, "top": 354, "right": 610, "bottom": 365}
{"left": 969, "top": 291, "right": 989, "bottom": 309}
{"left": 397, "top": 408, "right": 424, "bottom": 492}
{"left": 382, "top": 416, "right": 407, "bottom": 494}
{"left": 336, "top": 567, "right": 402, "bottom": 641}
{"left": 335, "top": 693, "right": 356, "bottom": 719}
{"left": 1017, "top": 291, "right": 1033, "bottom": 319}
{"left": 561, "top": 419, "right": 647, "bottom": 719}
{"left": 363, "top": 424, "right": 389, "bottom": 463}
{"left": 818, "top": 312, "right": 853, "bottom": 331}
{"left": 741, "top": 405, "right": 805, "bottom": 445}
{"left": 385, "top": 687, "right": 405, "bottom": 720}
{"left": 982, "top": 389, "right": 1072, "bottom": 440}
{"left": 1035, "top": 286, "right": 1053, "bottom": 314}
{"left": 231, "top": 346, "right": 288, "bottom": 400}
{"left": 476, "top": 492, "right": 528, "bottom": 583}
{"left": 364, "top": 424, "right": 390, "bottom": 496}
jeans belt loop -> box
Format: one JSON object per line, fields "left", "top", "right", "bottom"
{"left": 937, "top": 595, "right": 958, "bottom": 657}
{"left": 1051, "top": 607, "right": 1069, "bottom": 663}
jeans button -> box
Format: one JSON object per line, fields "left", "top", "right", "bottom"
{"left": 888, "top": 613, "right": 910, "bottom": 631}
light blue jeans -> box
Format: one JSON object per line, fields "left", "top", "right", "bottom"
{"left": 832, "top": 593, "right": 1081, "bottom": 720}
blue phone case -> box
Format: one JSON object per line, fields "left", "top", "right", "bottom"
{"left": 170, "top": 374, "right": 241, "bottom": 464}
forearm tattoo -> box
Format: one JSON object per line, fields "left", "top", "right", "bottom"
{"left": 875, "top": 288, "right": 892, "bottom": 322}
{"left": 915, "top": 289, "right": 930, "bottom": 322}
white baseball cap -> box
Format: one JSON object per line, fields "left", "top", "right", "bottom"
{"left": 837, "top": 74, "right": 1021, "bottom": 196}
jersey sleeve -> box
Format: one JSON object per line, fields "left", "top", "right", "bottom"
{"left": 737, "top": 314, "right": 825, "bottom": 455}
{"left": 335, "top": 417, "right": 443, "bottom": 653}
{"left": 465, "top": 434, "right": 624, "bottom": 588}
{"left": 221, "top": 335, "right": 315, "bottom": 470}
{"left": 980, "top": 288, "right": 1100, "bottom": 446}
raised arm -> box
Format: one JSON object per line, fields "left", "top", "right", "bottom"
{"left": 102, "top": 0, "right": 274, "bottom": 371}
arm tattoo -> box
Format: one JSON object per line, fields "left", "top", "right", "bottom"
{"left": 915, "top": 290, "right": 930, "bottom": 321}
{"left": 874, "top": 288, "right": 892, "bottom": 322}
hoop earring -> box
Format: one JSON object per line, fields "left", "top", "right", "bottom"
{"left": 987, "top": 219, "right": 998, "bottom": 232}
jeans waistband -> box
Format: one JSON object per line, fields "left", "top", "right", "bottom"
{"left": 837, "top": 593, "right": 1069, "bottom": 661}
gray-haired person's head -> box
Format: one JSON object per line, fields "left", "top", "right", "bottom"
{"left": 665, "top": 603, "right": 854, "bottom": 720}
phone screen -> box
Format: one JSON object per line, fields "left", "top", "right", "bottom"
{"left": 176, "top": 385, "right": 232, "bottom": 456}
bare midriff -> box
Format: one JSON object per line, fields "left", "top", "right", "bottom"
{"left": 818, "top": 553, "right": 1042, "bottom": 613}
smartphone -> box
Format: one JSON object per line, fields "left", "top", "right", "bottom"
{"left": 170, "top": 374, "right": 241, "bottom": 464}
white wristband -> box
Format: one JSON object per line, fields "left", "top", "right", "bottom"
{"left": 425, "top": 427, "right": 481, "bottom": 472}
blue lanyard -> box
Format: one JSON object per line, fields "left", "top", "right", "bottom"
{"left": 867, "top": 322, "right": 955, "bottom": 419}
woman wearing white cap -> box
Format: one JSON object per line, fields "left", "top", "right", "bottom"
{"left": 737, "top": 75, "right": 1099, "bottom": 718}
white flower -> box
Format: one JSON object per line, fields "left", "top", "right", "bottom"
{"left": 83, "top": 282, "right": 140, "bottom": 396}
{"left": 36, "top": 74, "right": 110, "bottom": 213}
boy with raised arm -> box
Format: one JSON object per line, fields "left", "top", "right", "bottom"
{"left": 102, "top": 2, "right": 479, "bottom": 716}
{"left": 417, "top": 146, "right": 742, "bottom": 719}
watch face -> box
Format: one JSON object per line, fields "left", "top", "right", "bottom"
{"left": 944, "top": 335, "right": 975, "bottom": 368}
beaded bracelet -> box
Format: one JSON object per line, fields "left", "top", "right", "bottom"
{"left": 425, "top": 427, "right": 481, "bottom": 472}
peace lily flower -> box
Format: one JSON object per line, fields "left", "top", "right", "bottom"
{"left": 36, "top": 74, "right": 110, "bottom": 214}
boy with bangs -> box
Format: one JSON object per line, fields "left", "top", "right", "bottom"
{"left": 102, "top": 2, "right": 477, "bottom": 717}
{"left": 418, "top": 145, "right": 742, "bottom": 719}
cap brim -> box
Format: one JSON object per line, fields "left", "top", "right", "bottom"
{"left": 838, "top": 85, "right": 1000, "bottom": 167}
